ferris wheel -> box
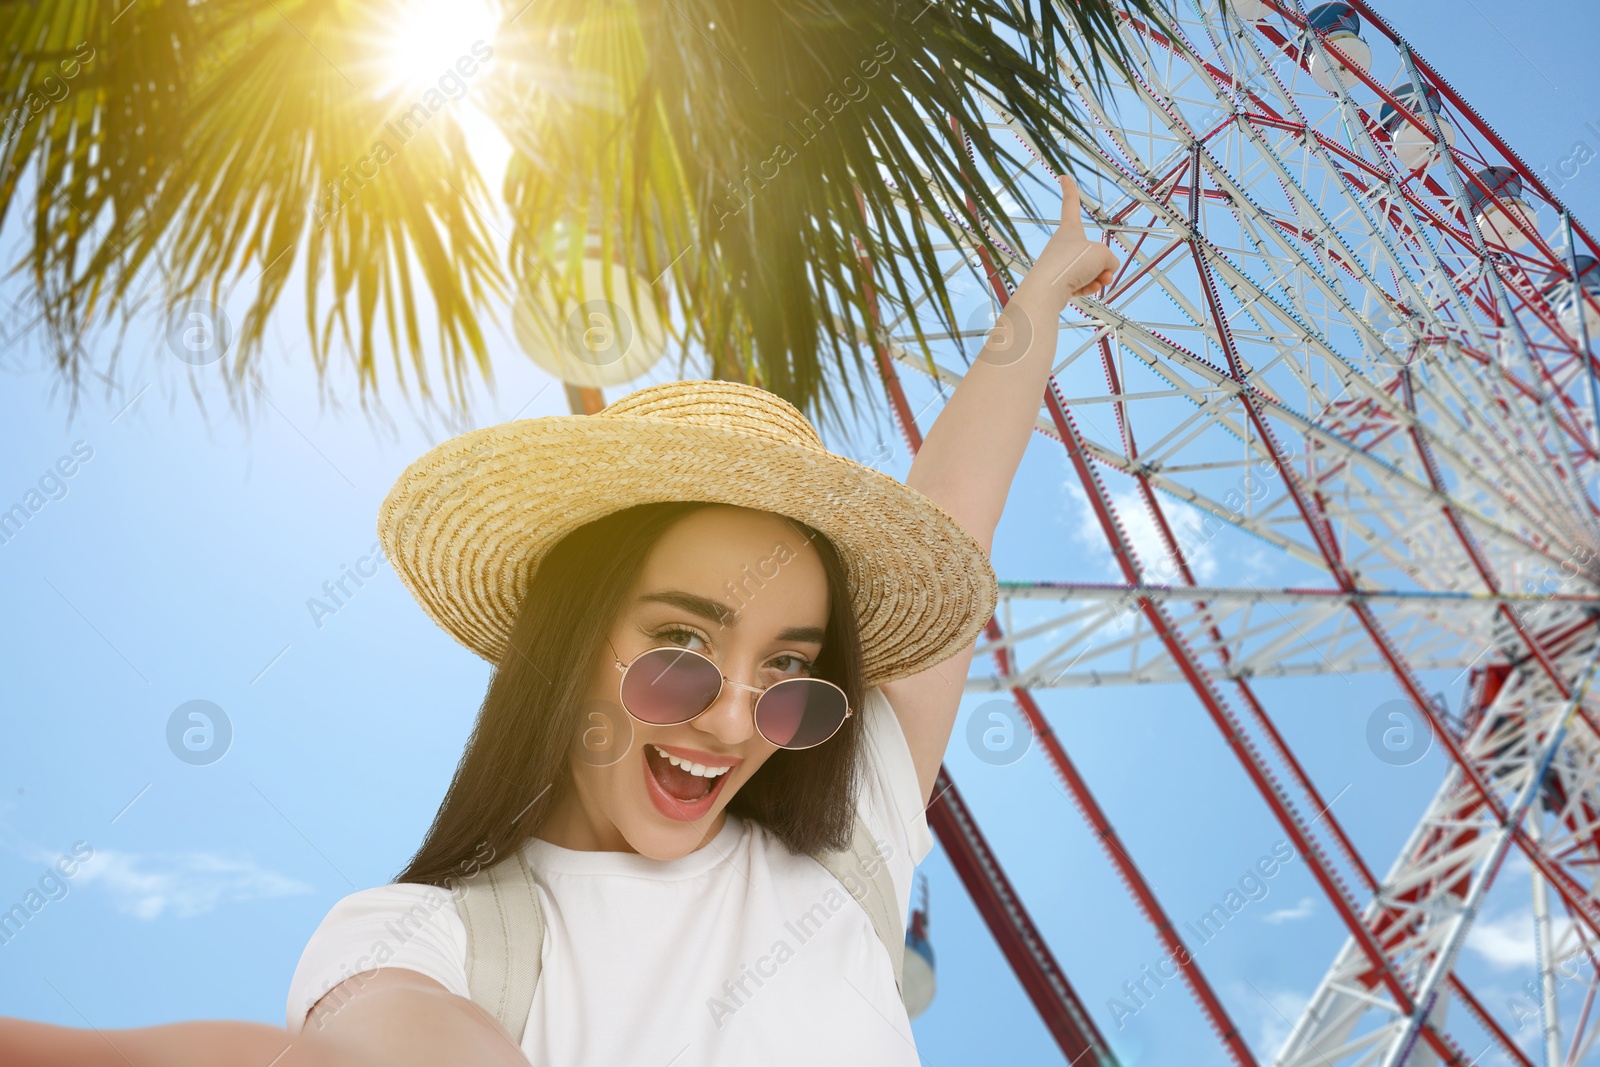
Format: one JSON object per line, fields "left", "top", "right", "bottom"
{"left": 850, "top": 0, "right": 1600, "bottom": 1064}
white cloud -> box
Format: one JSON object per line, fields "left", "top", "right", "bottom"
{"left": 1239, "top": 546, "right": 1276, "bottom": 582}
{"left": 1263, "top": 896, "right": 1316, "bottom": 925}
{"left": 1062, "top": 480, "right": 1221, "bottom": 584}
{"left": 1246, "top": 985, "right": 1307, "bottom": 1060}
{"left": 1466, "top": 909, "right": 1540, "bottom": 970}
{"left": 63, "top": 847, "right": 313, "bottom": 920}
{"left": 4, "top": 828, "right": 313, "bottom": 920}
{"left": 1061, "top": 481, "right": 1105, "bottom": 561}
{"left": 992, "top": 188, "right": 1025, "bottom": 219}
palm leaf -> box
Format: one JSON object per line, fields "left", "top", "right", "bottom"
{"left": 495, "top": 0, "right": 1179, "bottom": 435}
{"left": 2, "top": 0, "right": 1177, "bottom": 431}
{"left": 3, "top": 0, "right": 506, "bottom": 416}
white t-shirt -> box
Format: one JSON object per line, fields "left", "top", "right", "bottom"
{"left": 286, "top": 685, "right": 935, "bottom": 1066}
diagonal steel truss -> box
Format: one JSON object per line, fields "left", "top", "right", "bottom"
{"left": 856, "top": 0, "right": 1600, "bottom": 1062}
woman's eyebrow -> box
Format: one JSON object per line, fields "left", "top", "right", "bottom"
{"left": 637, "top": 589, "right": 825, "bottom": 643}
{"left": 638, "top": 589, "right": 735, "bottom": 627}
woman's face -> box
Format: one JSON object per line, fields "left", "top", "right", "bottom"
{"left": 540, "top": 504, "right": 832, "bottom": 860}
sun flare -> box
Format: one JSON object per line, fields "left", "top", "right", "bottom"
{"left": 376, "top": 0, "right": 502, "bottom": 97}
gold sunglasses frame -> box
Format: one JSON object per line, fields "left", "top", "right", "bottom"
{"left": 607, "top": 639, "right": 852, "bottom": 750}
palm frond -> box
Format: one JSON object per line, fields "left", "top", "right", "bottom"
{"left": 3, "top": 0, "right": 506, "bottom": 414}
{"left": 3, "top": 0, "right": 1177, "bottom": 431}
{"left": 494, "top": 0, "right": 1174, "bottom": 437}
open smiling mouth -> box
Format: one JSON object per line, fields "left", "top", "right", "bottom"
{"left": 642, "top": 744, "right": 733, "bottom": 817}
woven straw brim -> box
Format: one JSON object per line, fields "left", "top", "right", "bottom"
{"left": 375, "top": 408, "right": 997, "bottom": 687}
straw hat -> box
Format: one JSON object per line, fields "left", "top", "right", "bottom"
{"left": 375, "top": 379, "right": 998, "bottom": 686}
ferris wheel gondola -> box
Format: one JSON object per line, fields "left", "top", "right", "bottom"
{"left": 1466, "top": 164, "right": 1539, "bottom": 251}
{"left": 1543, "top": 254, "right": 1600, "bottom": 342}
{"left": 1375, "top": 82, "right": 1454, "bottom": 171}
{"left": 1299, "top": 2, "right": 1372, "bottom": 92}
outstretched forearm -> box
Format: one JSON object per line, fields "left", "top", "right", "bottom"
{"left": 904, "top": 273, "right": 1067, "bottom": 555}
{"left": 0, "top": 1018, "right": 330, "bottom": 1067}
{"left": 904, "top": 174, "right": 1116, "bottom": 554}
{"left": 1, "top": 973, "right": 528, "bottom": 1067}
{"left": 887, "top": 174, "right": 1119, "bottom": 805}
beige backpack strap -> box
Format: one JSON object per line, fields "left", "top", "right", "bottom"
{"left": 817, "top": 813, "right": 906, "bottom": 997}
{"left": 455, "top": 848, "right": 544, "bottom": 1045}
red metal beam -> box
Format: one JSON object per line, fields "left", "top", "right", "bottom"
{"left": 1096, "top": 338, "right": 1531, "bottom": 1065}
{"left": 1345, "top": 0, "right": 1600, "bottom": 263}
{"left": 926, "top": 767, "right": 1119, "bottom": 1066}
{"left": 853, "top": 193, "right": 1121, "bottom": 1065}
{"left": 942, "top": 115, "right": 1260, "bottom": 1063}
{"left": 1174, "top": 140, "right": 1600, "bottom": 1054}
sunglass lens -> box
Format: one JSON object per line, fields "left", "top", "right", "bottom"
{"left": 622, "top": 648, "right": 722, "bottom": 724}
{"left": 755, "top": 680, "right": 848, "bottom": 749}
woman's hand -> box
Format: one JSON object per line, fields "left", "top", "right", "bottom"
{"left": 1016, "top": 172, "right": 1119, "bottom": 313}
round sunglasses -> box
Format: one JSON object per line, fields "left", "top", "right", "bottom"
{"left": 608, "top": 639, "right": 852, "bottom": 750}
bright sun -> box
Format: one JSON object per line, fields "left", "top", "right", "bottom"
{"left": 377, "top": 0, "right": 502, "bottom": 96}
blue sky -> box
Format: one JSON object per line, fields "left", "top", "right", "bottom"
{"left": 2, "top": 2, "right": 1597, "bottom": 1064}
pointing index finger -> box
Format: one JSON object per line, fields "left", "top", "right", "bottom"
{"left": 1057, "top": 172, "right": 1089, "bottom": 241}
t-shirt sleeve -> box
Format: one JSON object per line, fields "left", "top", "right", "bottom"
{"left": 284, "top": 882, "right": 470, "bottom": 1034}
{"left": 854, "top": 685, "right": 935, "bottom": 924}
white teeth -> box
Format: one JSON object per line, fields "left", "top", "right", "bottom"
{"left": 651, "top": 744, "right": 731, "bottom": 778}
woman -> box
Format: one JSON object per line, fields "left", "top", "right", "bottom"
{"left": 0, "top": 174, "right": 1115, "bottom": 1066}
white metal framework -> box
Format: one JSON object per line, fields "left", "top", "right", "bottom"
{"left": 861, "top": 0, "right": 1600, "bottom": 1062}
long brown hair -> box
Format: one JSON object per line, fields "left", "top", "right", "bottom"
{"left": 394, "top": 501, "right": 866, "bottom": 887}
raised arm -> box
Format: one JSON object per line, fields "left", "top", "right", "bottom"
{"left": 880, "top": 173, "right": 1118, "bottom": 805}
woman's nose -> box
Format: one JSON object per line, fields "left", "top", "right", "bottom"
{"left": 691, "top": 675, "right": 759, "bottom": 746}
